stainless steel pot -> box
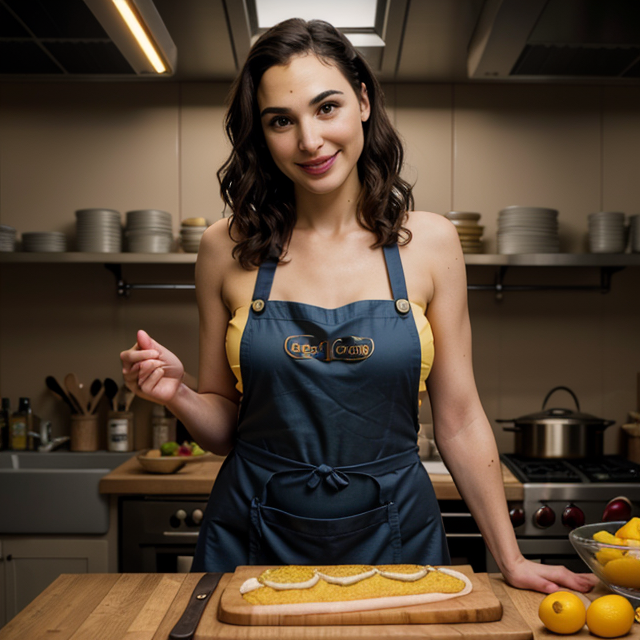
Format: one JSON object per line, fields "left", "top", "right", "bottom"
{"left": 497, "top": 386, "right": 615, "bottom": 459}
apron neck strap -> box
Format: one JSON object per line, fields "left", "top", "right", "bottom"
{"left": 383, "top": 244, "right": 409, "bottom": 301}
{"left": 252, "top": 257, "right": 278, "bottom": 302}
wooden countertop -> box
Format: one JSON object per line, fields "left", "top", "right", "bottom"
{"left": 0, "top": 572, "right": 631, "bottom": 640}
{"left": 100, "top": 455, "right": 523, "bottom": 500}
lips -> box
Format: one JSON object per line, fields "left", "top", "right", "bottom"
{"left": 296, "top": 152, "right": 339, "bottom": 175}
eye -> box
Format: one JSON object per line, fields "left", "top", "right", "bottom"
{"left": 269, "top": 116, "right": 292, "bottom": 129}
{"left": 319, "top": 102, "right": 337, "bottom": 115}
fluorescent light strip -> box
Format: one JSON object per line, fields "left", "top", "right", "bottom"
{"left": 112, "top": 0, "right": 167, "bottom": 73}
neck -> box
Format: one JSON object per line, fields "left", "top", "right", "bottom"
{"left": 293, "top": 175, "right": 363, "bottom": 236}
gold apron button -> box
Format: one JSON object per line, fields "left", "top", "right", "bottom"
{"left": 395, "top": 298, "right": 410, "bottom": 314}
{"left": 252, "top": 299, "right": 265, "bottom": 313}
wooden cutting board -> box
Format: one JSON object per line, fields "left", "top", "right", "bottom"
{"left": 218, "top": 565, "right": 502, "bottom": 626}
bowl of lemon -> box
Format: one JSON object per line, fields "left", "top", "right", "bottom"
{"left": 569, "top": 518, "right": 640, "bottom": 603}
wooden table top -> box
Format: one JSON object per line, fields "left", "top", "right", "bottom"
{"left": 0, "top": 572, "right": 629, "bottom": 640}
{"left": 99, "top": 455, "right": 523, "bottom": 501}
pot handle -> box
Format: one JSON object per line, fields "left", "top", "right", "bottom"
{"left": 502, "top": 427, "right": 520, "bottom": 433}
{"left": 542, "top": 386, "right": 580, "bottom": 412}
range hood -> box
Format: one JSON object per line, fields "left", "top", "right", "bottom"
{"left": 0, "top": 0, "right": 176, "bottom": 77}
{"left": 469, "top": 0, "right": 640, "bottom": 81}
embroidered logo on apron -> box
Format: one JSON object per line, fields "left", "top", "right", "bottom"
{"left": 284, "top": 335, "right": 374, "bottom": 362}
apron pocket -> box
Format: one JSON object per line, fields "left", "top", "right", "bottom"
{"left": 249, "top": 498, "right": 402, "bottom": 565}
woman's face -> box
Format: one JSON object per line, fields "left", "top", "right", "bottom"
{"left": 257, "top": 54, "right": 370, "bottom": 197}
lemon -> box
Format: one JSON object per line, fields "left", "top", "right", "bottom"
{"left": 586, "top": 594, "right": 635, "bottom": 638}
{"left": 615, "top": 517, "right": 640, "bottom": 542}
{"left": 538, "top": 591, "right": 586, "bottom": 634}
{"left": 596, "top": 548, "right": 625, "bottom": 565}
{"left": 602, "top": 556, "right": 640, "bottom": 589}
{"left": 594, "top": 530, "right": 626, "bottom": 546}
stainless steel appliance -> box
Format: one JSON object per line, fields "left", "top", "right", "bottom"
{"left": 500, "top": 455, "right": 640, "bottom": 571}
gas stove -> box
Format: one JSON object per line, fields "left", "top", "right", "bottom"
{"left": 498, "top": 455, "right": 640, "bottom": 569}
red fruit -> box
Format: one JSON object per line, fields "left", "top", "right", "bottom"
{"left": 177, "top": 444, "right": 192, "bottom": 456}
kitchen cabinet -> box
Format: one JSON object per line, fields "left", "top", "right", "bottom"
{"left": 0, "top": 536, "right": 108, "bottom": 627}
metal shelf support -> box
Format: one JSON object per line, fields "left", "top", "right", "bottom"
{"left": 104, "top": 264, "right": 195, "bottom": 297}
{"left": 467, "top": 266, "right": 625, "bottom": 301}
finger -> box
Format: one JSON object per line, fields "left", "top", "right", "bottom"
{"left": 137, "top": 329, "right": 156, "bottom": 351}
{"left": 139, "top": 365, "right": 165, "bottom": 395}
{"left": 123, "top": 349, "right": 160, "bottom": 364}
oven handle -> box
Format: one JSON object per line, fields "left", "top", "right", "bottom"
{"left": 445, "top": 533, "right": 484, "bottom": 538}
{"left": 163, "top": 532, "right": 200, "bottom": 538}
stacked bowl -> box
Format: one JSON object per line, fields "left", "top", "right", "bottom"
{"left": 125, "top": 210, "right": 173, "bottom": 253}
{"left": 22, "top": 231, "right": 67, "bottom": 252}
{"left": 588, "top": 212, "right": 626, "bottom": 253}
{"left": 0, "top": 224, "right": 17, "bottom": 252}
{"left": 75, "top": 209, "right": 122, "bottom": 253}
{"left": 497, "top": 206, "right": 559, "bottom": 254}
{"left": 179, "top": 217, "right": 208, "bottom": 253}
{"left": 444, "top": 212, "right": 483, "bottom": 253}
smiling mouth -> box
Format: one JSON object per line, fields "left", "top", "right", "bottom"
{"left": 296, "top": 152, "right": 339, "bottom": 175}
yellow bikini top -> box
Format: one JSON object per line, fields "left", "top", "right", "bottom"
{"left": 226, "top": 301, "right": 434, "bottom": 395}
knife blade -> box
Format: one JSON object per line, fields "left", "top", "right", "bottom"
{"left": 169, "top": 572, "right": 223, "bottom": 640}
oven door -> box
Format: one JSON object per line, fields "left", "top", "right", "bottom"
{"left": 120, "top": 497, "right": 207, "bottom": 572}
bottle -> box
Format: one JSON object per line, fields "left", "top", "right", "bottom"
{"left": 9, "top": 397, "right": 32, "bottom": 451}
{"left": 151, "top": 404, "right": 177, "bottom": 450}
{"left": 0, "top": 398, "right": 10, "bottom": 450}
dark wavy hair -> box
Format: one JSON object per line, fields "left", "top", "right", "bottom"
{"left": 218, "top": 18, "right": 414, "bottom": 268}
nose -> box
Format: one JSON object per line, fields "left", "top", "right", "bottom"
{"left": 297, "top": 118, "right": 323, "bottom": 153}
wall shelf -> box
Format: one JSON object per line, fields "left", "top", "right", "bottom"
{"left": 1, "top": 252, "right": 639, "bottom": 298}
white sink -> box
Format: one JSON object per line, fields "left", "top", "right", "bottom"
{"left": 0, "top": 451, "right": 135, "bottom": 534}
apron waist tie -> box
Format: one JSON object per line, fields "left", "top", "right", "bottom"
{"left": 234, "top": 438, "right": 420, "bottom": 478}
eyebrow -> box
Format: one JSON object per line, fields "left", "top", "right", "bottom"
{"left": 260, "top": 90, "right": 344, "bottom": 118}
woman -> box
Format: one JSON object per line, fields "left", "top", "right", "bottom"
{"left": 121, "top": 18, "right": 596, "bottom": 593}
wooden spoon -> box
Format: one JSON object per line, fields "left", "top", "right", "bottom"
{"left": 88, "top": 381, "right": 104, "bottom": 415}
{"left": 103, "top": 378, "right": 119, "bottom": 411}
{"left": 45, "top": 375, "right": 79, "bottom": 413}
{"left": 65, "top": 373, "right": 88, "bottom": 415}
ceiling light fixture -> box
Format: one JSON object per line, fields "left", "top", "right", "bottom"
{"left": 112, "top": 0, "right": 167, "bottom": 73}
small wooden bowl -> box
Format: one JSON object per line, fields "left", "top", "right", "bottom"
{"left": 137, "top": 449, "right": 214, "bottom": 474}
{"left": 137, "top": 449, "right": 187, "bottom": 474}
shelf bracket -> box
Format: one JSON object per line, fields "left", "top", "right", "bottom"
{"left": 104, "top": 264, "right": 196, "bottom": 297}
{"left": 467, "top": 266, "right": 625, "bottom": 301}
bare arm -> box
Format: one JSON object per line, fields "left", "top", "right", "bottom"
{"left": 422, "top": 214, "right": 596, "bottom": 593}
{"left": 120, "top": 220, "right": 240, "bottom": 456}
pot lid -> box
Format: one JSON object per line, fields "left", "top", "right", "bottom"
{"left": 499, "top": 386, "right": 615, "bottom": 427}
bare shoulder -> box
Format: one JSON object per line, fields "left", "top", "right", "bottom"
{"left": 405, "top": 211, "right": 461, "bottom": 253}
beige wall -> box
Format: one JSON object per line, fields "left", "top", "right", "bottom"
{"left": 0, "top": 80, "right": 639, "bottom": 454}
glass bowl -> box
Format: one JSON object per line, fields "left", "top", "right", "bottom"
{"left": 569, "top": 521, "right": 640, "bottom": 603}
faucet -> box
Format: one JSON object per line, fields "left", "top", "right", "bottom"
{"left": 30, "top": 421, "right": 71, "bottom": 452}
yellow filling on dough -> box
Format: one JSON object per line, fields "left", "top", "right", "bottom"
{"left": 242, "top": 567, "right": 466, "bottom": 605}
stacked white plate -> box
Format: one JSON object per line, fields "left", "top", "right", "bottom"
{"left": 75, "top": 209, "right": 122, "bottom": 252}
{"left": 497, "top": 206, "right": 559, "bottom": 254}
{"left": 0, "top": 224, "right": 17, "bottom": 252}
{"left": 444, "top": 212, "right": 483, "bottom": 254}
{"left": 588, "top": 212, "right": 626, "bottom": 253}
{"left": 630, "top": 215, "right": 640, "bottom": 253}
{"left": 22, "top": 231, "right": 67, "bottom": 252}
{"left": 125, "top": 210, "right": 174, "bottom": 253}
{"left": 179, "top": 217, "right": 208, "bottom": 253}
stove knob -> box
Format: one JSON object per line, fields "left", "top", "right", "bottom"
{"left": 509, "top": 507, "right": 525, "bottom": 528}
{"left": 175, "top": 509, "right": 187, "bottom": 521}
{"left": 602, "top": 496, "right": 632, "bottom": 522}
{"left": 534, "top": 505, "right": 556, "bottom": 528}
{"left": 561, "top": 504, "right": 585, "bottom": 529}
{"left": 191, "top": 509, "right": 204, "bottom": 524}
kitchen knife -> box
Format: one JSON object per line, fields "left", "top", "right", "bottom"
{"left": 169, "top": 572, "right": 223, "bottom": 640}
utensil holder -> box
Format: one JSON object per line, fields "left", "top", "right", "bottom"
{"left": 70, "top": 414, "right": 99, "bottom": 452}
{"left": 107, "top": 411, "right": 134, "bottom": 452}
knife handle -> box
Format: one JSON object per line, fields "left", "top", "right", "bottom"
{"left": 169, "top": 573, "right": 222, "bottom": 640}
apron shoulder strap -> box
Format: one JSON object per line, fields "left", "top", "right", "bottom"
{"left": 251, "top": 258, "right": 278, "bottom": 308}
{"left": 383, "top": 244, "right": 409, "bottom": 302}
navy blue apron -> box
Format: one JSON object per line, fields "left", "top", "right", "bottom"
{"left": 192, "top": 244, "right": 449, "bottom": 572}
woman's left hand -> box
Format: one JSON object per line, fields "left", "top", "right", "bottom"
{"left": 502, "top": 556, "right": 599, "bottom": 593}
